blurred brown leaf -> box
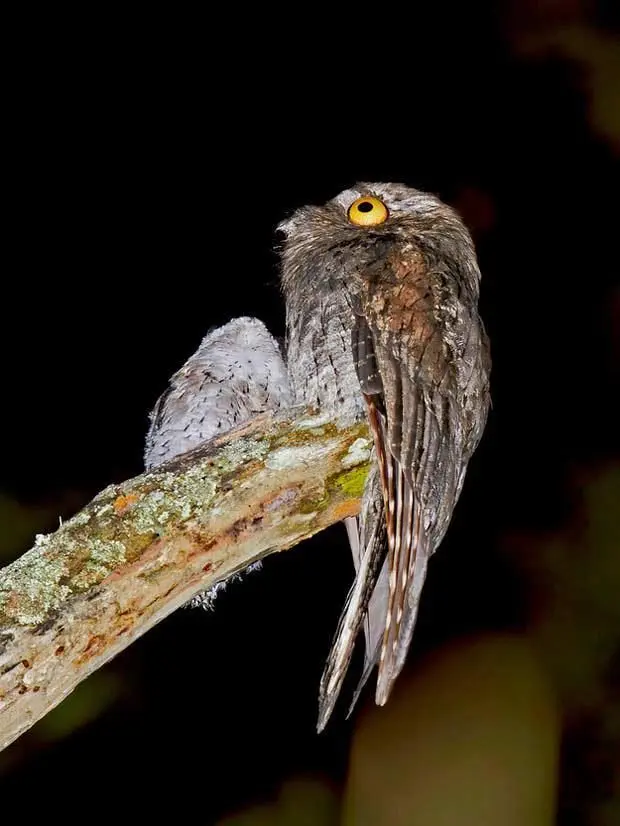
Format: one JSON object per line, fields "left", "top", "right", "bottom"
{"left": 509, "top": 24, "right": 620, "bottom": 154}
{"left": 345, "top": 634, "right": 558, "bottom": 826}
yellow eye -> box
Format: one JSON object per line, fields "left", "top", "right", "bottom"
{"left": 347, "top": 195, "right": 389, "bottom": 227}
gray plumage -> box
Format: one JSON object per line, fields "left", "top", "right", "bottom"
{"left": 145, "top": 316, "right": 291, "bottom": 469}
{"left": 145, "top": 316, "right": 291, "bottom": 607}
{"left": 279, "top": 182, "right": 491, "bottom": 730}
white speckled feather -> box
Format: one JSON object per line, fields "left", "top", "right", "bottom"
{"left": 145, "top": 317, "right": 291, "bottom": 468}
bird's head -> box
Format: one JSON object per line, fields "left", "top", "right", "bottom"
{"left": 278, "top": 182, "right": 480, "bottom": 296}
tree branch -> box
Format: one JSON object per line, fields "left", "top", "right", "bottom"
{"left": 0, "top": 408, "right": 371, "bottom": 751}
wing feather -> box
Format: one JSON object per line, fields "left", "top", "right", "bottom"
{"left": 318, "top": 252, "right": 490, "bottom": 725}
{"left": 353, "top": 257, "right": 489, "bottom": 707}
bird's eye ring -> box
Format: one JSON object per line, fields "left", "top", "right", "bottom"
{"left": 348, "top": 196, "right": 389, "bottom": 227}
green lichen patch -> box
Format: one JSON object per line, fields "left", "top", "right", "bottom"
{"left": 217, "top": 436, "right": 270, "bottom": 468}
{"left": 0, "top": 547, "right": 71, "bottom": 625}
{"left": 72, "top": 561, "right": 114, "bottom": 590}
{"left": 0, "top": 452, "right": 226, "bottom": 625}
{"left": 89, "top": 539, "right": 126, "bottom": 567}
{"left": 328, "top": 464, "right": 370, "bottom": 500}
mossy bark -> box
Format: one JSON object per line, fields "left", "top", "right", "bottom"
{"left": 0, "top": 408, "right": 370, "bottom": 751}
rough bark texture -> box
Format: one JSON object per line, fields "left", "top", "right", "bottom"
{"left": 0, "top": 408, "right": 371, "bottom": 751}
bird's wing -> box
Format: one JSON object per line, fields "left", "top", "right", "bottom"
{"left": 355, "top": 258, "right": 485, "bottom": 706}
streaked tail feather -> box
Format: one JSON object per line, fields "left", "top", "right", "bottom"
{"left": 376, "top": 489, "right": 429, "bottom": 705}
{"left": 317, "top": 467, "right": 386, "bottom": 732}
{"left": 345, "top": 557, "right": 389, "bottom": 718}
{"left": 363, "top": 393, "right": 429, "bottom": 708}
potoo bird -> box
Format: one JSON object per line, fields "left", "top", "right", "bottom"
{"left": 279, "top": 182, "right": 491, "bottom": 730}
{"left": 145, "top": 316, "right": 291, "bottom": 606}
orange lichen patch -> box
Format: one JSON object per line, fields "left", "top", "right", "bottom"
{"left": 114, "top": 624, "right": 130, "bottom": 637}
{"left": 330, "top": 500, "right": 360, "bottom": 522}
{"left": 74, "top": 634, "right": 106, "bottom": 666}
{"left": 113, "top": 493, "right": 141, "bottom": 514}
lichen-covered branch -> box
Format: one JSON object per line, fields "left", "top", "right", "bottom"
{"left": 0, "top": 408, "right": 371, "bottom": 751}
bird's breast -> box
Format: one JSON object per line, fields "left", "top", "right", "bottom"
{"left": 286, "top": 291, "right": 366, "bottom": 425}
